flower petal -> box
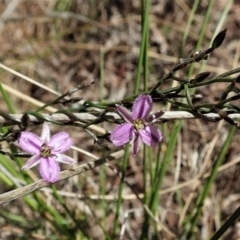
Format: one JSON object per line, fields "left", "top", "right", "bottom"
{"left": 39, "top": 157, "right": 60, "bottom": 183}
{"left": 116, "top": 105, "right": 133, "bottom": 123}
{"left": 49, "top": 132, "right": 73, "bottom": 153}
{"left": 18, "top": 132, "right": 42, "bottom": 154}
{"left": 139, "top": 125, "right": 163, "bottom": 147}
{"left": 132, "top": 95, "right": 152, "bottom": 120}
{"left": 110, "top": 123, "right": 133, "bottom": 146}
{"left": 21, "top": 154, "right": 41, "bottom": 170}
{"left": 132, "top": 133, "right": 140, "bottom": 156}
{"left": 55, "top": 153, "right": 76, "bottom": 165}
{"left": 41, "top": 122, "right": 50, "bottom": 143}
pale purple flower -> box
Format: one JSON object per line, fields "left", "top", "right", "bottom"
{"left": 110, "top": 95, "right": 163, "bottom": 155}
{"left": 18, "top": 122, "right": 76, "bottom": 183}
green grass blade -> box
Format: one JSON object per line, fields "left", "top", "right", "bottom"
{"left": 0, "top": 82, "right": 15, "bottom": 114}
{"left": 185, "top": 126, "right": 236, "bottom": 238}
{"left": 210, "top": 206, "right": 240, "bottom": 240}
{"left": 181, "top": 0, "right": 200, "bottom": 52}
{"left": 188, "top": 0, "right": 215, "bottom": 78}
{"left": 134, "top": 0, "right": 150, "bottom": 94}
{"left": 143, "top": 0, "right": 150, "bottom": 92}
{"left": 113, "top": 144, "right": 129, "bottom": 237}
{"left": 140, "top": 120, "right": 182, "bottom": 238}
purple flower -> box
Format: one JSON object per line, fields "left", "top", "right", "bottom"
{"left": 110, "top": 95, "right": 163, "bottom": 155}
{"left": 18, "top": 122, "right": 76, "bottom": 183}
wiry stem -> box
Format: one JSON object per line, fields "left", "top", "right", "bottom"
{"left": 1, "top": 111, "right": 240, "bottom": 126}
{"left": 0, "top": 150, "right": 124, "bottom": 205}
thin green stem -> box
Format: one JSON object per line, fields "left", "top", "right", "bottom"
{"left": 210, "top": 205, "right": 240, "bottom": 240}
{"left": 113, "top": 144, "right": 129, "bottom": 237}
{"left": 186, "top": 126, "right": 236, "bottom": 238}
{"left": 134, "top": 0, "right": 150, "bottom": 94}
{"left": 184, "top": 84, "right": 193, "bottom": 109}
{"left": 143, "top": 0, "right": 150, "bottom": 92}
{"left": 181, "top": 0, "right": 200, "bottom": 50}
{"left": 143, "top": 145, "right": 148, "bottom": 205}
{"left": 140, "top": 120, "right": 182, "bottom": 239}
{"left": 188, "top": 0, "right": 215, "bottom": 78}
{"left": 100, "top": 164, "right": 106, "bottom": 231}
{"left": 52, "top": 185, "right": 89, "bottom": 237}
{"left": 100, "top": 47, "right": 104, "bottom": 102}
{"left": 0, "top": 82, "right": 15, "bottom": 114}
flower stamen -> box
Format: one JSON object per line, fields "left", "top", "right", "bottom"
{"left": 133, "top": 119, "right": 145, "bottom": 130}
{"left": 110, "top": 95, "right": 163, "bottom": 155}
{"left": 18, "top": 122, "right": 75, "bottom": 183}
{"left": 40, "top": 143, "right": 52, "bottom": 157}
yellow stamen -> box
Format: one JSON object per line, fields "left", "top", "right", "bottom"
{"left": 40, "top": 143, "right": 52, "bottom": 157}
{"left": 133, "top": 119, "right": 145, "bottom": 130}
